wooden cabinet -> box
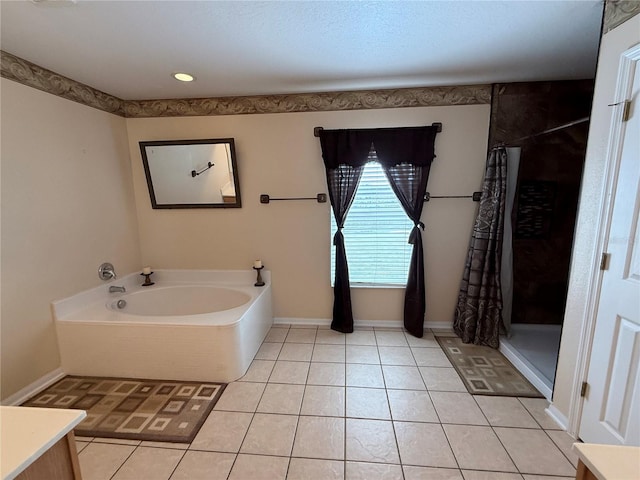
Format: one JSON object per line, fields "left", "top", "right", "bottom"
{"left": 1, "top": 406, "right": 85, "bottom": 480}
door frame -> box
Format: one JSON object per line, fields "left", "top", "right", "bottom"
{"left": 565, "top": 42, "right": 640, "bottom": 438}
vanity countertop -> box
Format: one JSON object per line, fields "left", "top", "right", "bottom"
{"left": 1, "top": 406, "right": 86, "bottom": 480}
{"left": 572, "top": 442, "right": 640, "bottom": 479}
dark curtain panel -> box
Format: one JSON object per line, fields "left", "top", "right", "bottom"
{"left": 453, "top": 146, "right": 508, "bottom": 348}
{"left": 319, "top": 126, "right": 439, "bottom": 335}
{"left": 375, "top": 129, "right": 436, "bottom": 338}
{"left": 319, "top": 130, "right": 372, "bottom": 333}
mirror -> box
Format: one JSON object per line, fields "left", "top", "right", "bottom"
{"left": 139, "top": 138, "right": 241, "bottom": 209}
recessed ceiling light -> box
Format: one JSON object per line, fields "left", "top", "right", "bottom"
{"left": 173, "top": 72, "right": 195, "bottom": 82}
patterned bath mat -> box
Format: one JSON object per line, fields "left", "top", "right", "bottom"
{"left": 22, "top": 376, "right": 226, "bottom": 443}
{"left": 435, "top": 336, "right": 542, "bottom": 397}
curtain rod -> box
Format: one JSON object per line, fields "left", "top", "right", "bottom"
{"left": 313, "top": 122, "right": 443, "bottom": 137}
{"left": 505, "top": 116, "right": 590, "bottom": 145}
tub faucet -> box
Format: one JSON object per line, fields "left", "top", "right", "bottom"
{"left": 109, "top": 285, "right": 126, "bottom": 293}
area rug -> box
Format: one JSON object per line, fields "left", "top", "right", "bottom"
{"left": 435, "top": 336, "right": 542, "bottom": 397}
{"left": 22, "top": 376, "right": 226, "bottom": 443}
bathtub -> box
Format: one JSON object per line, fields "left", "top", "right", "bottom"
{"left": 54, "top": 270, "right": 273, "bottom": 383}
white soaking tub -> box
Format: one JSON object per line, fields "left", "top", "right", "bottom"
{"left": 54, "top": 270, "right": 273, "bottom": 383}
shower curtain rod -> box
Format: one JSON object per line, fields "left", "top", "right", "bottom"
{"left": 504, "top": 116, "right": 590, "bottom": 146}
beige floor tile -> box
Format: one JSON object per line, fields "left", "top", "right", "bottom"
{"left": 316, "top": 328, "right": 347, "bottom": 344}
{"left": 76, "top": 436, "right": 95, "bottom": 442}
{"left": 190, "top": 410, "right": 252, "bottom": 452}
{"left": 346, "top": 387, "right": 391, "bottom": 420}
{"left": 238, "top": 359, "right": 275, "bottom": 382}
{"left": 270, "top": 361, "right": 310, "bottom": 384}
{"left": 170, "top": 451, "right": 235, "bottom": 480}
{"left": 378, "top": 346, "right": 416, "bottom": 366}
{"left": 346, "top": 345, "right": 380, "bottom": 364}
{"left": 494, "top": 427, "right": 576, "bottom": 476}
{"left": 265, "top": 327, "right": 289, "bottom": 343}
{"left": 375, "top": 330, "right": 409, "bottom": 346}
{"left": 288, "top": 458, "right": 344, "bottom": 479}
{"left": 292, "top": 416, "right": 345, "bottom": 460}
{"left": 92, "top": 438, "right": 140, "bottom": 446}
{"left": 76, "top": 441, "right": 90, "bottom": 453}
{"left": 521, "top": 476, "right": 574, "bottom": 480}
{"left": 403, "top": 466, "right": 464, "bottom": 480}
{"left": 240, "top": 413, "right": 298, "bottom": 456}
{"left": 300, "top": 385, "right": 345, "bottom": 417}
{"left": 431, "top": 329, "right": 457, "bottom": 337}
{"left": 382, "top": 365, "right": 426, "bottom": 390}
{"left": 346, "top": 418, "right": 400, "bottom": 464}
{"left": 394, "top": 421, "right": 457, "bottom": 468}
{"left": 279, "top": 342, "right": 314, "bottom": 361}
{"left": 213, "top": 382, "right": 266, "bottom": 412}
{"left": 387, "top": 389, "right": 439, "bottom": 423}
{"left": 419, "top": 367, "right": 467, "bottom": 392}
{"left": 345, "top": 330, "right": 377, "bottom": 346}
{"left": 346, "top": 461, "right": 403, "bottom": 479}
{"left": 78, "top": 443, "right": 136, "bottom": 480}
{"left": 346, "top": 364, "right": 385, "bottom": 388}
{"left": 430, "top": 392, "right": 488, "bottom": 425}
{"left": 256, "top": 383, "right": 305, "bottom": 414}
{"left": 405, "top": 331, "right": 441, "bottom": 348}
{"left": 545, "top": 430, "right": 580, "bottom": 467}
{"left": 112, "top": 446, "right": 184, "bottom": 480}
{"left": 412, "top": 347, "right": 452, "bottom": 367}
{"left": 140, "top": 441, "right": 189, "bottom": 449}
{"left": 255, "top": 342, "right": 283, "bottom": 360}
{"left": 308, "top": 362, "right": 346, "bottom": 386}
{"left": 313, "top": 344, "right": 346, "bottom": 363}
{"left": 286, "top": 328, "right": 317, "bottom": 343}
{"left": 474, "top": 396, "right": 539, "bottom": 428}
{"left": 461, "top": 471, "right": 523, "bottom": 480}
{"left": 518, "top": 397, "right": 562, "bottom": 430}
{"left": 443, "top": 424, "right": 517, "bottom": 472}
{"left": 228, "top": 454, "right": 289, "bottom": 480}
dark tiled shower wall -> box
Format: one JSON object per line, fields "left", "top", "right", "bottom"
{"left": 488, "top": 81, "right": 594, "bottom": 325}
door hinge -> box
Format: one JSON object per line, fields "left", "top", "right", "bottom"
{"left": 623, "top": 100, "right": 632, "bottom": 122}
{"left": 580, "top": 381, "right": 589, "bottom": 397}
{"left": 600, "top": 252, "right": 610, "bottom": 271}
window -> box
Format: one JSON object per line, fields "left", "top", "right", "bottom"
{"left": 330, "top": 160, "right": 413, "bottom": 286}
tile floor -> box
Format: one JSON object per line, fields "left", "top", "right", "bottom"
{"left": 76, "top": 325, "right": 579, "bottom": 480}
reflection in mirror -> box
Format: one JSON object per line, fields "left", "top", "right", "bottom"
{"left": 139, "top": 138, "right": 241, "bottom": 209}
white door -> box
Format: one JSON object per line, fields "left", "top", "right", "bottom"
{"left": 579, "top": 43, "right": 640, "bottom": 446}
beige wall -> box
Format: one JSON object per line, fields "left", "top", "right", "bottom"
{"left": 553, "top": 15, "right": 640, "bottom": 420}
{"left": 126, "top": 105, "right": 490, "bottom": 324}
{"left": 1, "top": 79, "right": 141, "bottom": 400}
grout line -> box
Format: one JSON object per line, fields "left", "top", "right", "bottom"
{"left": 107, "top": 443, "right": 140, "bottom": 480}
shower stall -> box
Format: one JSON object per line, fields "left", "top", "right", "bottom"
{"left": 489, "top": 81, "right": 594, "bottom": 398}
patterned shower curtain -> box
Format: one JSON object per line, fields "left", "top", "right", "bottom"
{"left": 453, "top": 146, "right": 507, "bottom": 348}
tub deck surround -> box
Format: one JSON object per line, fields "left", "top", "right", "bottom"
{"left": 54, "top": 270, "right": 273, "bottom": 383}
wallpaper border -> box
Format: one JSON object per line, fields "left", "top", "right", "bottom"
{"left": 604, "top": 0, "right": 640, "bottom": 33}
{"left": 1, "top": 50, "right": 491, "bottom": 118}
{"left": 1, "top": 50, "right": 126, "bottom": 116}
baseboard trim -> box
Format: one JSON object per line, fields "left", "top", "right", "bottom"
{"left": 2, "top": 367, "right": 66, "bottom": 406}
{"left": 499, "top": 339, "right": 553, "bottom": 400}
{"left": 274, "top": 317, "right": 453, "bottom": 331}
{"left": 546, "top": 403, "right": 570, "bottom": 432}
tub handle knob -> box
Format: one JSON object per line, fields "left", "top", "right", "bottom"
{"left": 99, "top": 262, "right": 117, "bottom": 281}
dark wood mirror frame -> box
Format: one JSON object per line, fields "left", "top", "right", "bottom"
{"left": 139, "top": 138, "right": 242, "bottom": 209}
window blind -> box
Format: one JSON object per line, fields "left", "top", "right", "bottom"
{"left": 330, "top": 161, "right": 413, "bottom": 286}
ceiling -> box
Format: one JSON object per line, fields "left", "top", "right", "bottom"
{"left": 0, "top": 1, "right": 604, "bottom": 101}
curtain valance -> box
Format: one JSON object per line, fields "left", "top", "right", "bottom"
{"left": 319, "top": 126, "right": 438, "bottom": 169}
